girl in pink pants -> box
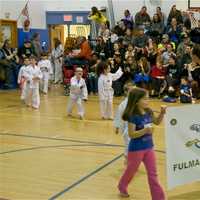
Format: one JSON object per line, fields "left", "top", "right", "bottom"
{"left": 118, "top": 88, "right": 166, "bottom": 199}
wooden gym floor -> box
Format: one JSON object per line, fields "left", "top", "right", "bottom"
{"left": 0, "top": 86, "right": 200, "bottom": 200}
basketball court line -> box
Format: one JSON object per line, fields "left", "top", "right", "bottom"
{"left": 0, "top": 132, "right": 124, "bottom": 147}
{"left": 48, "top": 153, "right": 124, "bottom": 200}
{"left": 0, "top": 144, "right": 122, "bottom": 155}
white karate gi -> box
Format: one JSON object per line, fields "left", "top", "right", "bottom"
{"left": 24, "top": 65, "right": 43, "bottom": 109}
{"left": 51, "top": 44, "right": 63, "bottom": 83}
{"left": 114, "top": 98, "right": 130, "bottom": 155}
{"left": 98, "top": 67, "right": 123, "bottom": 119}
{"left": 18, "top": 65, "right": 27, "bottom": 100}
{"left": 38, "top": 59, "right": 53, "bottom": 93}
{"left": 67, "top": 76, "right": 88, "bottom": 117}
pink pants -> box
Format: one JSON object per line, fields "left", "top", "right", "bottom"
{"left": 118, "top": 149, "right": 165, "bottom": 200}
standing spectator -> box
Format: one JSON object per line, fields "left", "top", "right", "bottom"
{"left": 135, "top": 6, "right": 151, "bottom": 27}
{"left": 88, "top": 53, "right": 99, "bottom": 95}
{"left": 167, "top": 5, "right": 183, "bottom": 25}
{"left": 31, "top": 33, "right": 42, "bottom": 58}
{"left": 88, "top": 6, "right": 108, "bottom": 25}
{"left": 51, "top": 38, "right": 64, "bottom": 84}
{"left": 122, "top": 9, "right": 134, "bottom": 29}
{"left": 18, "top": 40, "right": 33, "bottom": 59}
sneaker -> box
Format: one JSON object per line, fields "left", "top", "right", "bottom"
{"left": 118, "top": 185, "right": 129, "bottom": 198}
{"left": 119, "top": 192, "right": 130, "bottom": 198}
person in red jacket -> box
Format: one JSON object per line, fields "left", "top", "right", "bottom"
{"left": 65, "top": 36, "right": 92, "bottom": 66}
{"left": 150, "top": 59, "right": 167, "bottom": 97}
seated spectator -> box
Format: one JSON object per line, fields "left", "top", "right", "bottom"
{"left": 112, "top": 40, "right": 125, "bottom": 60}
{"left": 190, "top": 44, "right": 200, "bottom": 99}
{"left": 65, "top": 36, "right": 92, "bottom": 66}
{"left": 158, "top": 34, "right": 175, "bottom": 52}
{"left": 190, "top": 20, "right": 200, "bottom": 44}
{"left": 161, "top": 43, "right": 176, "bottom": 66}
{"left": 150, "top": 59, "right": 166, "bottom": 97}
{"left": 99, "top": 21, "right": 110, "bottom": 42}
{"left": 165, "top": 55, "right": 181, "bottom": 96}
{"left": 123, "top": 56, "right": 137, "bottom": 81}
{"left": 133, "top": 28, "right": 148, "bottom": 59}
{"left": 0, "top": 49, "right": 13, "bottom": 88}
{"left": 167, "top": 18, "right": 182, "bottom": 45}
{"left": 95, "top": 36, "right": 107, "bottom": 60}
{"left": 177, "top": 33, "right": 193, "bottom": 58}
{"left": 110, "top": 29, "right": 119, "bottom": 44}
{"left": 182, "top": 11, "right": 191, "bottom": 31}
{"left": 0, "top": 40, "right": 20, "bottom": 88}
{"left": 133, "top": 57, "right": 150, "bottom": 89}
{"left": 114, "top": 21, "right": 127, "bottom": 36}
{"left": 123, "top": 28, "right": 134, "bottom": 47}
{"left": 147, "top": 40, "right": 158, "bottom": 67}
{"left": 167, "top": 5, "right": 183, "bottom": 26}
{"left": 125, "top": 43, "right": 135, "bottom": 60}
{"left": 156, "top": 6, "right": 165, "bottom": 25}
{"left": 135, "top": 6, "right": 151, "bottom": 28}
{"left": 122, "top": 9, "right": 134, "bottom": 29}
{"left": 180, "top": 77, "right": 193, "bottom": 103}
{"left": 18, "top": 40, "right": 33, "bottom": 59}
{"left": 178, "top": 44, "right": 192, "bottom": 77}
{"left": 151, "top": 14, "right": 164, "bottom": 34}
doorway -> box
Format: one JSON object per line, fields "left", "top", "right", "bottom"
{"left": 49, "top": 24, "right": 90, "bottom": 50}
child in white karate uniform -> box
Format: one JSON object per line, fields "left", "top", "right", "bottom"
{"left": 24, "top": 56, "right": 43, "bottom": 109}
{"left": 67, "top": 67, "right": 88, "bottom": 119}
{"left": 17, "top": 57, "right": 30, "bottom": 101}
{"left": 38, "top": 53, "right": 53, "bottom": 94}
{"left": 97, "top": 61, "right": 123, "bottom": 120}
{"left": 114, "top": 82, "right": 134, "bottom": 160}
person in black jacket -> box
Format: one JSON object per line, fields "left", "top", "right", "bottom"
{"left": 18, "top": 40, "right": 33, "bottom": 59}
{"left": 167, "top": 5, "right": 183, "bottom": 25}
{"left": 191, "top": 44, "right": 200, "bottom": 99}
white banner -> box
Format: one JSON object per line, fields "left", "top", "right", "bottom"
{"left": 165, "top": 105, "right": 200, "bottom": 189}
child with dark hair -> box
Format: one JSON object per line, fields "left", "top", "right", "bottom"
{"left": 97, "top": 61, "right": 123, "bottom": 119}
{"left": 180, "top": 77, "right": 193, "bottom": 103}
{"left": 118, "top": 87, "right": 166, "bottom": 199}
{"left": 150, "top": 59, "right": 167, "bottom": 97}
{"left": 133, "top": 57, "right": 150, "bottom": 90}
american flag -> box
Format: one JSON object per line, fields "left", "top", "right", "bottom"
{"left": 21, "top": 2, "right": 29, "bottom": 19}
